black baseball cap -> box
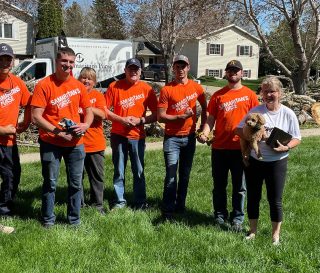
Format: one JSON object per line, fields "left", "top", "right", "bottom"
{"left": 225, "top": 60, "right": 243, "bottom": 70}
{"left": 0, "top": 43, "right": 14, "bottom": 58}
{"left": 125, "top": 58, "right": 141, "bottom": 68}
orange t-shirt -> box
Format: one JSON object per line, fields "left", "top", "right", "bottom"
{"left": 158, "top": 80, "right": 206, "bottom": 136}
{"left": 105, "top": 79, "right": 158, "bottom": 140}
{"left": 208, "top": 85, "right": 259, "bottom": 149}
{"left": 31, "top": 74, "right": 91, "bottom": 147}
{"left": 79, "top": 89, "right": 106, "bottom": 153}
{"left": 0, "top": 73, "right": 31, "bottom": 146}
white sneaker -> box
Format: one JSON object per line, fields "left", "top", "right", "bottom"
{"left": 0, "top": 224, "right": 15, "bottom": 234}
{"left": 272, "top": 237, "right": 280, "bottom": 246}
{"left": 245, "top": 233, "right": 256, "bottom": 240}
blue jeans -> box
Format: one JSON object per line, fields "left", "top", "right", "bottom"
{"left": 39, "top": 140, "right": 85, "bottom": 225}
{"left": 212, "top": 149, "right": 246, "bottom": 224}
{"left": 110, "top": 134, "right": 146, "bottom": 206}
{"left": 0, "top": 145, "right": 21, "bottom": 215}
{"left": 162, "top": 134, "right": 196, "bottom": 213}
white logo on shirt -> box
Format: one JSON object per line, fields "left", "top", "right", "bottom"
{"left": 119, "top": 93, "right": 144, "bottom": 109}
{"left": 219, "top": 96, "right": 249, "bottom": 112}
{"left": 50, "top": 88, "right": 81, "bottom": 109}
{"left": 0, "top": 86, "right": 20, "bottom": 108}
{"left": 171, "top": 92, "right": 198, "bottom": 112}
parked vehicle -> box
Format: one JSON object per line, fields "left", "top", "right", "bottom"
{"left": 141, "top": 64, "right": 165, "bottom": 81}
{"left": 12, "top": 37, "right": 132, "bottom": 86}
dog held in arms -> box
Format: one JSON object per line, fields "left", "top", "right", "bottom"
{"left": 240, "top": 113, "right": 267, "bottom": 166}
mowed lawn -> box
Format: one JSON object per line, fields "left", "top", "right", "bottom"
{"left": 0, "top": 137, "right": 319, "bottom": 273}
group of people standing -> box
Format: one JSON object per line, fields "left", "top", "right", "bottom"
{"left": 0, "top": 42, "right": 301, "bottom": 245}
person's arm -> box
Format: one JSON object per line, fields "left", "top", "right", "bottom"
{"left": 141, "top": 110, "right": 157, "bottom": 125}
{"left": 0, "top": 125, "right": 16, "bottom": 135}
{"left": 31, "top": 106, "right": 73, "bottom": 141}
{"left": 198, "top": 95, "right": 207, "bottom": 130}
{"left": 92, "top": 107, "right": 106, "bottom": 120}
{"left": 274, "top": 138, "right": 301, "bottom": 152}
{"left": 71, "top": 107, "right": 93, "bottom": 136}
{"left": 105, "top": 108, "right": 137, "bottom": 128}
{"left": 157, "top": 107, "right": 193, "bottom": 123}
{"left": 17, "top": 105, "right": 31, "bottom": 133}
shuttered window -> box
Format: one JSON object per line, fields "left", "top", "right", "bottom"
{"left": 243, "top": 69, "right": 251, "bottom": 78}
{"left": 206, "top": 43, "right": 224, "bottom": 56}
{"left": 0, "top": 23, "right": 13, "bottom": 38}
{"left": 207, "top": 69, "right": 223, "bottom": 78}
{"left": 237, "top": 45, "right": 253, "bottom": 56}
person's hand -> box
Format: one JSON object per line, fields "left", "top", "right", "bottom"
{"left": 178, "top": 107, "right": 194, "bottom": 120}
{"left": 0, "top": 124, "right": 16, "bottom": 135}
{"left": 196, "top": 131, "right": 208, "bottom": 144}
{"left": 273, "top": 140, "right": 289, "bottom": 152}
{"left": 70, "top": 123, "right": 89, "bottom": 136}
{"left": 122, "top": 116, "right": 139, "bottom": 127}
{"left": 56, "top": 131, "right": 73, "bottom": 141}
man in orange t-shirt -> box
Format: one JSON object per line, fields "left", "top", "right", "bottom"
{"left": 0, "top": 43, "right": 31, "bottom": 217}
{"left": 31, "top": 47, "right": 93, "bottom": 227}
{"left": 198, "top": 60, "right": 259, "bottom": 231}
{"left": 105, "top": 58, "right": 157, "bottom": 210}
{"left": 78, "top": 67, "right": 106, "bottom": 215}
{"left": 158, "top": 55, "right": 207, "bottom": 219}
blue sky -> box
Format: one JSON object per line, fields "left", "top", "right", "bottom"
{"left": 66, "top": 0, "right": 93, "bottom": 7}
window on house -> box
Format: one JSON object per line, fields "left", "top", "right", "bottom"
{"left": 207, "top": 43, "right": 224, "bottom": 56}
{"left": 237, "top": 45, "right": 253, "bottom": 56}
{"left": 243, "top": 69, "right": 251, "bottom": 78}
{"left": 207, "top": 69, "right": 223, "bottom": 78}
{"left": 0, "top": 23, "right": 13, "bottom": 38}
{"left": 210, "top": 44, "right": 221, "bottom": 55}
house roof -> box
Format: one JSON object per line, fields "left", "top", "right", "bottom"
{"left": 197, "top": 24, "right": 261, "bottom": 44}
{"left": 0, "top": 0, "right": 33, "bottom": 18}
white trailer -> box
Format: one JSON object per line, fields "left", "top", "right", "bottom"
{"left": 12, "top": 37, "right": 132, "bottom": 85}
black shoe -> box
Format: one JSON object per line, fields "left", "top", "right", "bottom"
{"left": 133, "top": 203, "right": 149, "bottom": 210}
{"left": 162, "top": 211, "right": 174, "bottom": 221}
{"left": 97, "top": 207, "right": 106, "bottom": 215}
{"left": 174, "top": 206, "right": 186, "bottom": 214}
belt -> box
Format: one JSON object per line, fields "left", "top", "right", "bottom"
{"left": 164, "top": 133, "right": 195, "bottom": 139}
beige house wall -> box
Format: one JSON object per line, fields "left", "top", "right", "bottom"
{"left": 197, "top": 28, "right": 259, "bottom": 79}
{"left": 177, "top": 26, "right": 260, "bottom": 79}
{"left": 0, "top": 5, "right": 34, "bottom": 62}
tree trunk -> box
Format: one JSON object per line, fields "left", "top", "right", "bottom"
{"left": 292, "top": 71, "right": 307, "bottom": 95}
{"left": 164, "top": 55, "right": 173, "bottom": 84}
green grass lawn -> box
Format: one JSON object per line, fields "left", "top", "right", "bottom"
{"left": 1, "top": 137, "right": 320, "bottom": 272}
{"left": 200, "top": 76, "right": 263, "bottom": 92}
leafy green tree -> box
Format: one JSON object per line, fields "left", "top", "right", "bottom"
{"left": 92, "top": 0, "right": 126, "bottom": 40}
{"left": 37, "top": 0, "right": 64, "bottom": 39}
{"left": 64, "top": 2, "right": 85, "bottom": 37}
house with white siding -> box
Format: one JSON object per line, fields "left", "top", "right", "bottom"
{"left": 177, "top": 24, "right": 261, "bottom": 79}
{"left": 134, "top": 24, "right": 260, "bottom": 80}
{"left": 0, "top": 1, "right": 34, "bottom": 64}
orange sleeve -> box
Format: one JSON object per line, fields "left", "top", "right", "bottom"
{"left": 158, "top": 87, "right": 169, "bottom": 109}
{"left": 31, "top": 79, "right": 49, "bottom": 108}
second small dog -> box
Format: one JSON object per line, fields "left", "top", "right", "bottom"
{"left": 240, "top": 113, "right": 267, "bottom": 166}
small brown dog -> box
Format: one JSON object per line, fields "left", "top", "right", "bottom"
{"left": 240, "top": 113, "right": 267, "bottom": 166}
